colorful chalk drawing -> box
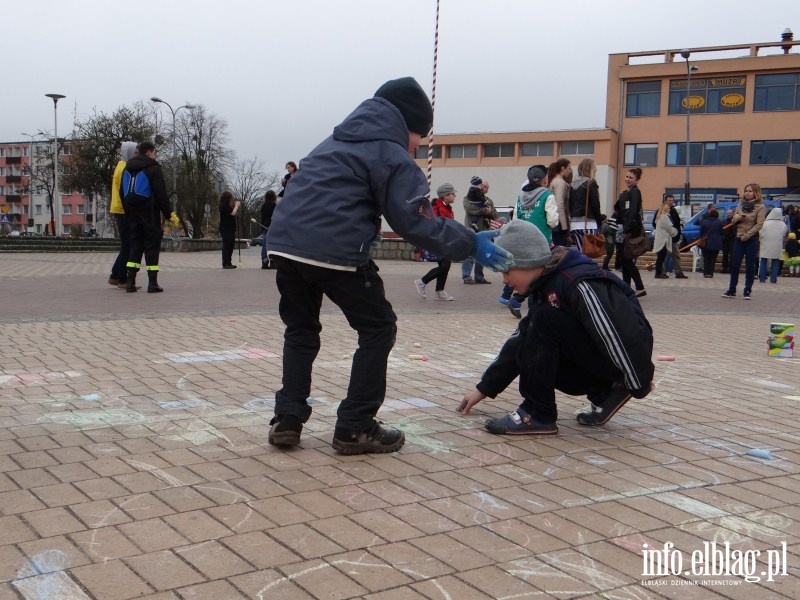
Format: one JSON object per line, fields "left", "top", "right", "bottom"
{"left": 38, "top": 409, "right": 146, "bottom": 429}
{"left": 159, "top": 347, "right": 279, "bottom": 363}
{"left": 0, "top": 370, "right": 82, "bottom": 386}
{"left": 12, "top": 549, "right": 91, "bottom": 600}
{"left": 245, "top": 397, "right": 276, "bottom": 411}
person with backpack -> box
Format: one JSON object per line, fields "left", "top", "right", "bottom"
{"left": 569, "top": 158, "right": 602, "bottom": 253}
{"left": 121, "top": 141, "right": 179, "bottom": 293}
{"left": 108, "top": 141, "right": 137, "bottom": 289}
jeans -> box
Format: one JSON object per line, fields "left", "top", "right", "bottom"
{"left": 759, "top": 258, "right": 780, "bottom": 283}
{"left": 602, "top": 244, "right": 614, "bottom": 270}
{"left": 702, "top": 249, "right": 719, "bottom": 277}
{"left": 616, "top": 243, "right": 644, "bottom": 291}
{"left": 272, "top": 257, "right": 397, "bottom": 433}
{"left": 461, "top": 257, "right": 485, "bottom": 281}
{"left": 111, "top": 213, "right": 132, "bottom": 282}
{"left": 518, "top": 307, "right": 619, "bottom": 423}
{"left": 421, "top": 259, "right": 451, "bottom": 291}
{"left": 727, "top": 236, "right": 759, "bottom": 294}
{"left": 655, "top": 248, "right": 668, "bottom": 277}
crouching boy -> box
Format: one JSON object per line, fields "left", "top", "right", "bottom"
{"left": 458, "top": 220, "right": 654, "bottom": 434}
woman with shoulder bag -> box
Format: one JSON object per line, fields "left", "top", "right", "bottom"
{"left": 699, "top": 208, "right": 723, "bottom": 278}
{"left": 614, "top": 168, "right": 647, "bottom": 297}
{"left": 652, "top": 196, "right": 677, "bottom": 279}
{"left": 569, "top": 158, "right": 604, "bottom": 255}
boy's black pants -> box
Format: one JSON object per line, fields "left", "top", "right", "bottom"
{"left": 518, "top": 306, "right": 619, "bottom": 423}
{"left": 272, "top": 257, "right": 397, "bottom": 433}
{"left": 126, "top": 207, "right": 162, "bottom": 270}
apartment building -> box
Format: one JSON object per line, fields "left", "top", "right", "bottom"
{"left": 414, "top": 31, "right": 800, "bottom": 222}
{"left": 0, "top": 140, "right": 93, "bottom": 236}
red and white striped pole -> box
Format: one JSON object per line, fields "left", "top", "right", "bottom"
{"left": 426, "top": 0, "right": 440, "bottom": 185}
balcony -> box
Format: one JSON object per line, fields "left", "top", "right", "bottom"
{"left": 5, "top": 175, "right": 22, "bottom": 184}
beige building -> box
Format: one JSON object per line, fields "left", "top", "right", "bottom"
{"left": 413, "top": 32, "right": 800, "bottom": 224}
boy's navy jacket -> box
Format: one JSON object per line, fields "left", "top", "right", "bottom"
{"left": 118, "top": 155, "right": 171, "bottom": 219}
{"left": 266, "top": 97, "right": 475, "bottom": 267}
{"left": 477, "top": 247, "right": 655, "bottom": 399}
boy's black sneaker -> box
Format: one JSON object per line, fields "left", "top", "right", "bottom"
{"left": 577, "top": 384, "right": 633, "bottom": 426}
{"left": 268, "top": 415, "right": 303, "bottom": 446}
{"left": 332, "top": 422, "right": 405, "bottom": 455}
{"left": 721, "top": 290, "right": 736, "bottom": 298}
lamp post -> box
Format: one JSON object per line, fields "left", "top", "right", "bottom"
{"left": 44, "top": 94, "right": 65, "bottom": 235}
{"left": 20, "top": 132, "right": 37, "bottom": 231}
{"left": 679, "top": 51, "right": 698, "bottom": 207}
{"left": 150, "top": 97, "right": 195, "bottom": 213}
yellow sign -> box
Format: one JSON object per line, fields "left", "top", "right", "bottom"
{"left": 681, "top": 95, "right": 705, "bottom": 109}
{"left": 720, "top": 93, "right": 745, "bottom": 108}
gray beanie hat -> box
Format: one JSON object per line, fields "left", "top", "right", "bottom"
{"left": 436, "top": 183, "right": 456, "bottom": 197}
{"left": 494, "top": 220, "right": 552, "bottom": 269}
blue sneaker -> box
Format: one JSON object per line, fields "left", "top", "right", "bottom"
{"left": 498, "top": 296, "right": 509, "bottom": 305}
{"left": 485, "top": 408, "right": 558, "bottom": 435}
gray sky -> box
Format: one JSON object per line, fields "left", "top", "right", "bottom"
{"left": 4, "top": 1, "right": 796, "bottom": 175}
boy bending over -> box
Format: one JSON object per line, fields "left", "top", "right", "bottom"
{"left": 459, "top": 220, "right": 654, "bottom": 434}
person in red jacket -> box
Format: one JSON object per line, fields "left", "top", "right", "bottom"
{"left": 415, "top": 183, "right": 457, "bottom": 301}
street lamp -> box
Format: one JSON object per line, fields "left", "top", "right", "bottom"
{"left": 150, "top": 97, "right": 196, "bottom": 212}
{"left": 20, "top": 132, "right": 37, "bottom": 230}
{"left": 679, "top": 51, "right": 698, "bottom": 207}
{"left": 45, "top": 93, "right": 65, "bottom": 235}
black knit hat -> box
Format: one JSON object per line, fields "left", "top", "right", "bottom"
{"left": 374, "top": 77, "right": 433, "bottom": 136}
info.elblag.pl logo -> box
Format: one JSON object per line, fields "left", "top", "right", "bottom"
{"left": 642, "top": 542, "right": 789, "bottom": 584}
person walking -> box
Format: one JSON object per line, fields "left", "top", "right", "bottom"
{"left": 415, "top": 183, "right": 457, "bottom": 301}
{"left": 699, "top": 208, "right": 724, "bottom": 277}
{"left": 664, "top": 194, "right": 688, "bottom": 279}
{"left": 219, "top": 191, "right": 240, "bottom": 269}
{"left": 108, "top": 141, "right": 137, "bottom": 289}
{"left": 758, "top": 208, "right": 787, "bottom": 284}
{"left": 601, "top": 215, "right": 617, "bottom": 270}
{"left": 614, "top": 168, "right": 647, "bottom": 297}
{"left": 122, "top": 141, "right": 179, "bottom": 293}
{"left": 722, "top": 183, "right": 767, "bottom": 300}
{"left": 265, "top": 76, "right": 512, "bottom": 455}
{"left": 278, "top": 161, "right": 297, "bottom": 198}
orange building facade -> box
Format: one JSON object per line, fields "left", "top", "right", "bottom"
{"left": 414, "top": 34, "right": 800, "bottom": 223}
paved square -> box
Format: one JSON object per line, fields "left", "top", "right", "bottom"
{"left": 1, "top": 249, "right": 799, "bottom": 598}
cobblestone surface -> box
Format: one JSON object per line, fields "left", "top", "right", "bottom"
{"left": 1, "top": 249, "right": 799, "bottom": 599}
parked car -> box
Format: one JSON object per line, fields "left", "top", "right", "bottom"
{"left": 248, "top": 236, "right": 263, "bottom": 247}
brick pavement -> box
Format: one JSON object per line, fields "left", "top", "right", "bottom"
{"left": 1, "top": 249, "right": 799, "bottom": 599}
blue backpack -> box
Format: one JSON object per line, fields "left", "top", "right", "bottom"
{"left": 122, "top": 169, "right": 152, "bottom": 207}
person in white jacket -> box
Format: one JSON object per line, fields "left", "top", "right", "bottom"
{"left": 759, "top": 208, "right": 787, "bottom": 283}
{"left": 653, "top": 197, "right": 677, "bottom": 279}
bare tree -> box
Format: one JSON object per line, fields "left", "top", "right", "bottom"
{"left": 225, "top": 158, "right": 280, "bottom": 238}
{"left": 174, "top": 106, "right": 233, "bottom": 238}
{"left": 22, "top": 138, "right": 66, "bottom": 235}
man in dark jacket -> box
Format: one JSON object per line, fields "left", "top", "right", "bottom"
{"left": 121, "top": 141, "right": 178, "bottom": 293}
{"left": 458, "top": 220, "right": 654, "bottom": 434}
{"left": 266, "top": 76, "right": 512, "bottom": 455}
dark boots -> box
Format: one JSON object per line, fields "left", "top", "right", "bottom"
{"left": 147, "top": 271, "right": 163, "bottom": 293}
{"left": 125, "top": 270, "right": 138, "bottom": 293}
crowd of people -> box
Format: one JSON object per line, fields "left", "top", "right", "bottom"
{"left": 103, "top": 76, "right": 798, "bottom": 456}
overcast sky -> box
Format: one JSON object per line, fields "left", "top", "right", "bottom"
{"left": 4, "top": 1, "right": 796, "bottom": 176}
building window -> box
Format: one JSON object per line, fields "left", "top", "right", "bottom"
{"left": 666, "top": 141, "right": 741, "bottom": 166}
{"left": 447, "top": 145, "right": 478, "bottom": 159}
{"left": 23, "top": 147, "right": 29, "bottom": 157}
{"left": 36, "top": 186, "right": 44, "bottom": 195}
{"left": 414, "top": 145, "right": 442, "bottom": 159}
{"left": 60, "top": 146, "right": 70, "bottom": 156}
{"left": 483, "top": 143, "right": 515, "bottom": 158}
{"left": 77, "top": 205, "right": 85, "bottom": 215}
{"left": 624, "top": 143, "right": 658, "bottom": 166}
{"left": 35, "top": 205, "right": 42, "bottom": 215}
{"left": 560, "top": 141, "right": 594, "bottom": 155}
{"left": 754, "top": 73, "right": 800, "bottom": 112}
{"left": 520, "top": 142, "right": 554, "bottom": 157}
{"left": 62, "top": 204, "right": 72, "bottom": 215}
{"left": 750, "top": 140, "right": 800, "bottom": 165}
{"left": 668, "top": 76, "right": 746, "bottom": 115}
{"left": 626, "top": 81, "right": 661, "bottom": 117}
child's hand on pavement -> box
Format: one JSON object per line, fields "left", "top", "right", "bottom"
{"left": 457, "top": 390, "right": 486, "bottom": 415}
